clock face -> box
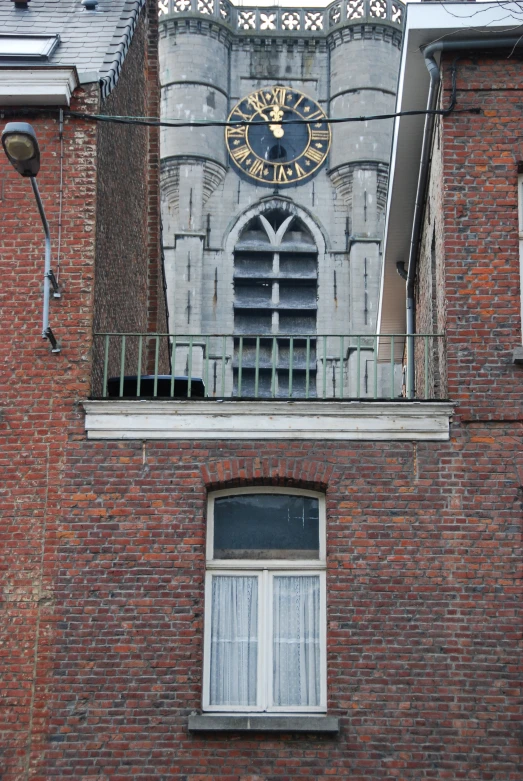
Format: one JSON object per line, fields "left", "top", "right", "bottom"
{"left": 225, "top": 86, "right": 331, "bottom": 187}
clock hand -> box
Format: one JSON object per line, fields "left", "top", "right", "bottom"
{"left": 257, "top": 111, "right": 283, "bottom": 137}
{"left": 268, "top": 105, "right": 285, "bottom": 139}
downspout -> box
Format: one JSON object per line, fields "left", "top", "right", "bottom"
{"left": 405, "top": 45, "right": 442, "bottom": 397}
{"left": 404, "top": 36, "right": 523, "bottom": 398}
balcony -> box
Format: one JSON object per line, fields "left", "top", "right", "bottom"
{"left": 90, "top": 331, "right": 447, "bottom": 400}
{"left": 84, "top": 332, "right": 452, "bottom": 441}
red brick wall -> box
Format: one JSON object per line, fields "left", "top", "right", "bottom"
{"left": 438, "top": 53, "right": 523, "bottom": 420}
{"left": 416, "top": 114, "right": 447, "bottom": 399}
{"left": 2, "top": 40, "right": 522, "bottom": 781}
{"left": 92, "top": 3, "right": 168, "bottom": 393}
{"left": 0, "top": 87, "right": 99, "bottom": 780}
{"left": 0, "top": 4, "right": 166, "bottom": 775}
{"left": 38, "top": 439, "right": 523, "bottom": 779}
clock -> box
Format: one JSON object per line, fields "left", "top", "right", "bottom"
{"left": 225, "top": 86, "right": 331, "bottom": 187}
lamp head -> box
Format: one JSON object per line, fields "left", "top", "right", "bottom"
{"left": 1, "top": 122, "right": 40, "bottom": 177}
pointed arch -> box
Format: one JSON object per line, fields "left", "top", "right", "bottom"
{"left": 224, "top": 197, "right": 329, "bottom": 257}
{"left": 225, "top": 198, "right": 324, "bottom": 398}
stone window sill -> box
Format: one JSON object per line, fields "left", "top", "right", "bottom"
{"left": 188, "top": 714, "right": 340, "bottom": 733}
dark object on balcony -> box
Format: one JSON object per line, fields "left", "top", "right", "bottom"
{"left": 107, "top": 375, "right": 205, "bottom": 398}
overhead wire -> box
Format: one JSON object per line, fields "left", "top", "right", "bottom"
{"left": 65, "top": 104, "right": 464, "bottom": 128}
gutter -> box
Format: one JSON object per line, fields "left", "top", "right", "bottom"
{"left": 404, "top": 35, "right": 523, "bottom": 397}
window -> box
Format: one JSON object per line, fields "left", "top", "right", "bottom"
{"left": 233, "top": 209, "right": 318, "bottom": 397}
{"left": 203, "top": 488, "right": 326, "bottom": 713}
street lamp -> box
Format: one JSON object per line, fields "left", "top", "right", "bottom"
{"left": 1, "top": 122, "right": 61, "bottom": 352}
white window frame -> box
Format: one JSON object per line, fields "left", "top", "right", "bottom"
{"left": 203, "top": 487, "right": 327, "bottom": 714}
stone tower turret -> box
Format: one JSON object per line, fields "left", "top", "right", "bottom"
{"left": 159, "top": 0, "right": 404, "bottom": 397}
{"left": 160, "top": 8, "right": 231, "bottom": 336}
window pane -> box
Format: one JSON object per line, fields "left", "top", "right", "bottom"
{"left": 273, "top": 575, "right": 320, "bottom": 707}
{"left": 210, "top": 576, "right": 258, "bottom": 706}
{"left": 213, "top": 494, "right": 319, "bottom": 559}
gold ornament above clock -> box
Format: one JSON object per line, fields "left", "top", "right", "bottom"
{"left": 225, "top": 86, "right": 331, "bottom": 187}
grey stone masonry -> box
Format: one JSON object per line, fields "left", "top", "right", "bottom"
{"left": 159, "top": 0, "right": 403, "bottom": 398}
{"left": 188, "top": 714, "right": 341, "bottom": 732}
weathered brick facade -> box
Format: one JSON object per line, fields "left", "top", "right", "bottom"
{"left": 1, "top": 18, "right": 522, "bottom": 781}
{"left": 417, "top": 53, "right": 523, "bottom": 423}
{"left": 0, "top": 3, "right": 166, "bottom": 778}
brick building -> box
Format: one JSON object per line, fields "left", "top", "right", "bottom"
{"left": 0, "top": 0, "right": 166, "bottom": 777}
{"left": 1, "top": 2, "right": 523, "bottom": 781}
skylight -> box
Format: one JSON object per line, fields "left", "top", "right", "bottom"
{"left": 0, "top": 35, "right": 60, "bottom": 60}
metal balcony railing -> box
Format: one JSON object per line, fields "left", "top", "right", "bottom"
{"left": 91, "top": 332, "right": 446, "bottom": 401}
{"left": 158, "top": 0, "right": 404, "bottom": 32}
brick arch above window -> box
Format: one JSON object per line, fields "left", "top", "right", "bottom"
{"left": 200, "top": 457, "right": 334, "bottom": 492}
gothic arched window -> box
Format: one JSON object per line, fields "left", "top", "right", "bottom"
{"left": 233, "top": 210, "right": 318, "bottom": 397}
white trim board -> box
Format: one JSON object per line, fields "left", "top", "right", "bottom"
{"left": 83, "top": 400, "right": 453, "bottom": 441}
{"left": 0, "top": 67, "right": 78, "bottom": 105}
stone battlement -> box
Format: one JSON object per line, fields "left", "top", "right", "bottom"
{"left": 158, "top": 0, "right": 404, "bottom": 33}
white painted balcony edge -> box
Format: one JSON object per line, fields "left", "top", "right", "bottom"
{"left": 83, "top": 400, "right": 453, "bottom": 441}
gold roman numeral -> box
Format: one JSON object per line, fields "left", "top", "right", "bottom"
{"left": 310, "top": 129, "right": 330, "bottom": 141}
{"left": 306, "top": 109, "right": 324, "bottom": 121}
{"left": 231, "top": 145, "right": 251, "bottom": 164}
{"left": 294, "top": 162, "right": 306, "bottom": 178}
{"left": 272, "top": 86, "right": 287, "bottom": 105}
{"left": 249, "top": 159, "right": 266, "bottom": 177}
{"left": 274, "top": 165, "right": 289, "bottom": 183}
{"left": 247, "top": 91, "right": 268, "bottom": 113}
{"left": 304, "top": 146, "right": 324, "bottom": 164}
{"left": 227, "top": 125, "right": 247, "bottom": 139}
{"left": 232, "top": 107, "right": 253, "bottom": 122}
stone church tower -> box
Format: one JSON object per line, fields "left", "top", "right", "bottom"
{"left": 158, "top": 0, "right": 404, "bottom": 397}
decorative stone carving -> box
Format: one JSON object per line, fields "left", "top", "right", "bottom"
{"left": 260, "top": 12, "right": 276, "bottom": 30}
{"left": 159, "top": 0, "right": 405, "bottom": 30}
{"left": 391, "top": 1, "right": 403, "bottom": 24}
{"left": 281, "top": 11, "right": 301, "bottom": 30}
{"left": 197, "top": 0, "right": 213, "bottom": 15}
{"left": 346, "top": 0, "right": 364, "bottom": 20}
{"left": 305, "top": 11, "right": 324, "bottom": 30}
{"left": 238, "top": 10, "right": 256, "bottom": 29}
{"left": 369, "top": 0, "right": 387, "bottom": 19}
{"left": 329, "top": 3, "right": 341, "bottom": 26}
{"left": 219, "top": 0, "right": 230, "bottom": 21}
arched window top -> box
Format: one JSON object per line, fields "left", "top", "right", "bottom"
{"left": 235, "top": 208, "right": 317, "bottom": 253}
{"left": 207, "top": 487, "right": 325, "bottom": 563}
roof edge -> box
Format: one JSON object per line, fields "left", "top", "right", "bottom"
{"left": 99, "top": 0, "right": 147, "bottom": 100}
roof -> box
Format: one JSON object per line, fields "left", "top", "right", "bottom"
{"left": 0, "top": 0, "right": 146, "bottom": 99}
{"left": 378, "top": 1, "right": 523, "bottom": 339}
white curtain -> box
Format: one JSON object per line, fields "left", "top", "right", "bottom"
{"left": 273, "top": 575, "right": 320, "bottom": 707}
{"left": 210, "top": 575, "right": 258, "bottom": 706}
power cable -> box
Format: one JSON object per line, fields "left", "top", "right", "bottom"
{"left": 65, "top": 104, "right": 465, "bottom": 128}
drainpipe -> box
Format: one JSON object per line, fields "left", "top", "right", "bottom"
{"left": 404, "top": 36, "right": 523, "bottom": 398}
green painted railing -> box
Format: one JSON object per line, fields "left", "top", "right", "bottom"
{"left": 92, "top": 333, "right": 445, "bottom": 401}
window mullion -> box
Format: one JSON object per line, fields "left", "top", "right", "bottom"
{"left": 261, "top": 568, "right": 270, "bottom": 711}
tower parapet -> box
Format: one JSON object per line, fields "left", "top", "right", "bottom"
{"left": 158, "top": 0, "right": 404, "bottom": 34}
